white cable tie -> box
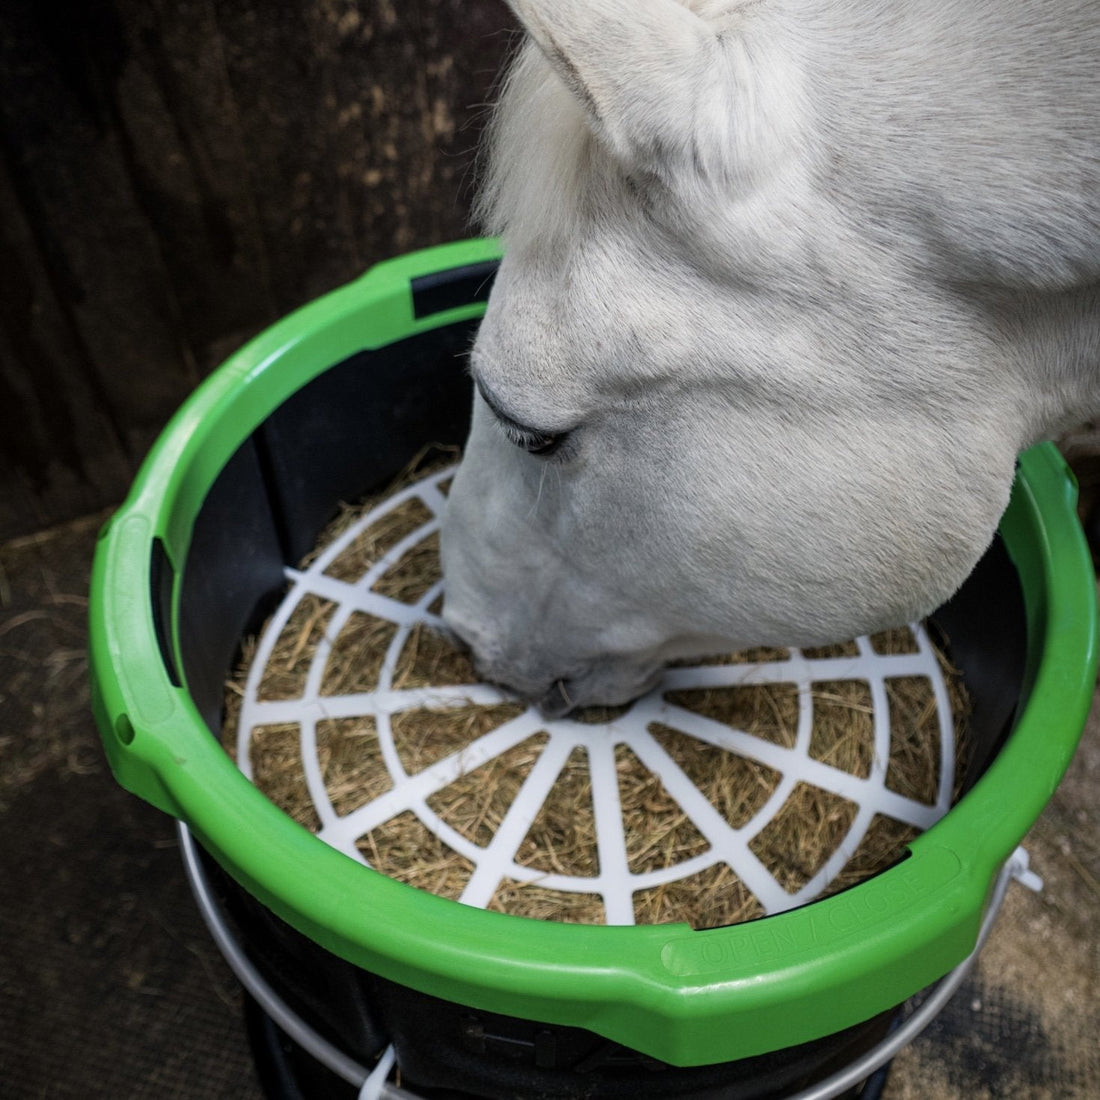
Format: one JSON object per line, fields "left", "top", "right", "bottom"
{"left": 358, "top": 1043, "right": 397, "bottom": 1100}
{"left": 1008, "top": 844, "right": 1044, "bottom": 893}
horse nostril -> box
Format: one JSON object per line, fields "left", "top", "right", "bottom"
{"left": 536, "top": 679, "right": 575, "bottom": 720}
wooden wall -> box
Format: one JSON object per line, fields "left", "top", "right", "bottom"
{"left": 0, "top": 0, "right": 514, "bottom": 540}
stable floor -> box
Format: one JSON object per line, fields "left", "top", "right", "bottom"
{"left": 2, "top": 513, "right": 1097, "bottom": 1099}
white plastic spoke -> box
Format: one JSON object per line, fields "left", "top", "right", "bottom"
{"left": 416, "top": 480, "right": 451, "bottom": 519}
{"left": 299, "top": 716, "right": 333, "bottom": 828}
{"left": 239, "top": 682, "right": 513, "bottom": 728}
{"left": 780, "top": 805, "right": 881, "bottom": 911}
{"left": 653, "top": 702, "right": 944, "bottom": 830}
{"left": 586, "top": 737, "right": 635, "bottom": 925}
{"left": 233, "top": 464, "right": 961, "bottom": 929}
{"left": 915, "top": 623, "right": 957, "bottom": 812}
{"left": 318, "top": 710, "right": 546, "bottom": 850}
{"left": 286, "top": 569, "right": 427, "bottom": 629}
{"left": 620, "top": 726, "right": 789, "bottom": 911}
{"left": 458, "top": 732, "right": 580, "bottom": 909}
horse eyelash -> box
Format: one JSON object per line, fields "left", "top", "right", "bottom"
{"left": 498, "top": 418, "right": 570, "bottom": 458}
{"left": 475, "top": 376, "right": 572, "bottom": 459}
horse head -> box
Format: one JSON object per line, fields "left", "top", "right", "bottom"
{"left": 440, "top": 0, "right": 1100, "bottom": 714}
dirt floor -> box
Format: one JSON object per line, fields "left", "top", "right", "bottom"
{"left": 1, "top": 511, "right": 1097, "bottom": 1099}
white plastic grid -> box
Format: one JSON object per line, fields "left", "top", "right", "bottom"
{"left": 234, "top": 465, "right": 956, "bottom": 924}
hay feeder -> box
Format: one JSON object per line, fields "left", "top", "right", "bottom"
{"left": 89, "top": 240, "right": 1098, "bottom": 1099}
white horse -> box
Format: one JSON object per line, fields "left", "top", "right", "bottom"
{"left": 440, "top": 0, "right": 1100, "bottom": 716}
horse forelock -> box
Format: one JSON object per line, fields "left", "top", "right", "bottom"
{"left": 475, "top": 41, "right": 612, "bottom": 251}
{"left": 475, "top": 21, "right": 819, "bottom": 281}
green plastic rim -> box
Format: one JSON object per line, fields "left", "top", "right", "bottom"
{"left": 89, "top": 238, "right": 1098, "bottom": 1068}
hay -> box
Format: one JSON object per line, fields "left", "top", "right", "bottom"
{"left": 224, "top": 451, "right": 971, "bottom": 931}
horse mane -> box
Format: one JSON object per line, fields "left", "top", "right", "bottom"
{"left": 474, "top": 41, "right": 603, "bottom": 251}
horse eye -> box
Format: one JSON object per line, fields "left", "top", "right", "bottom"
{"left": 475, "top": 378, "right": 571, "bottom": 458}
{"left": 503, "top": 421, "right": 568, "bottom": 457}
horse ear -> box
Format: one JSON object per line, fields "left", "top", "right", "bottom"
{"left": 506, "top": 0, "right": 753, "bottom": 173}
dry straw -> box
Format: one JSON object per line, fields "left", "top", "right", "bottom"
{"left": 224, "top": 450, "right": 969, "bottom": 929}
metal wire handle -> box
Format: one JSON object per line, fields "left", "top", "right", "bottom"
{"left": 180, "top": 821, "right": 1038, "bottom": 1099}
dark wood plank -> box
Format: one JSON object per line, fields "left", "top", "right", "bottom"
{"left": 0, "top": 0, "right": 514, "bottom": 540}
{"left": 0, "top": 148, "right": 133, "bottom": 539}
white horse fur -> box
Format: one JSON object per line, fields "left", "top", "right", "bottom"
{"left": 440, "top": 0, "right": 1100, "bottom": 716}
